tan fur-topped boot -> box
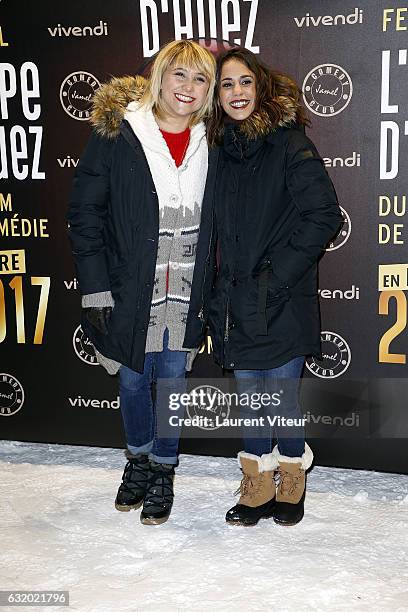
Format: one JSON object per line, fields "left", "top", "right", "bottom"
{"left": 225, "top": 451, "right": 277, "bottom": 526}
{"left": 271, "top": 442, "right": 314, "bottom": 526}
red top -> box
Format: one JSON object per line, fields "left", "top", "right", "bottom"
{"left": 160, "top": 127, "right": 190, "bottom": 167}
{"left": 160, "top": 127, "right": 191, "bottom": 293}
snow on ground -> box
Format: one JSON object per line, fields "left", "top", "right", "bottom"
{"left": 0, "top": 440, "right": 407, "bottom": 612}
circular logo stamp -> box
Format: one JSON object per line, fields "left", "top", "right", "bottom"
{"left": 326, "top": 206, "right": 351, "bottom": 251}
{"left": 0, "top": 374, "right": 25, "bottom": 416}
{"left": 186, "top": 384, "right": 231, "bottom": 430}
{"left": 60, "top": 71, "right": 100, "bottom": 121}
{"left": 302, "top": 64, "right": 353, "bottom": 117}
{"left": 73, "top": 325, "right": 99, "bottom": 365}
{"left": 306, "top": 331, "right": 351, "bottom": 378}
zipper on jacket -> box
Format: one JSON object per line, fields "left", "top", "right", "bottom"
{"left": 198, "top": 210, "right": 215, "bottom": 324}
{"left": 232, "top": 127, "right": 245, "bottom": 160}
{"left": 224, "top": 300, "right": 230, "bottom": 342}
{"left": 222, "top": 296, "right": 231, "bottom": 368}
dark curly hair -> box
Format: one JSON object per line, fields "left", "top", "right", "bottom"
{"left": 206, "top": 47, "right": 309, "bottom": 147}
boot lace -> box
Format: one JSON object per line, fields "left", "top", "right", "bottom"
{"left": 119, "top": 456, "right": 149, "bottom": 494}
{"left": 144, "top": 464, "right": 174, "bottom": 510}
{"left": 234, "top": 472, "right": 264, "bottom": 500}
{"left": 274, "top": 468, "right": 301, "bottom": 497}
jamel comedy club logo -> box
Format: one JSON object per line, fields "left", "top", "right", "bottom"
{"left": 306, "top": 331, "right": 352, "bottom": 378}
{"left": 73, "top": 325, "right": 99, "bottom": 365}
{"left": 302, "top": 64, "right": 353, "bottom": 117}
{"left": 60, "top": 71, "right": 100, "bottom": 120}
{"left": 326, "top": 206, "right": 351, "bottom": 251}
{"left": 0, "top": 374, "right": 25, "bottom": 416}
{"left": 185, "top": 384, "right": 231, "bottom": 430}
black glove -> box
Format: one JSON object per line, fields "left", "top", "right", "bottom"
{"left": 83, "top": 307, "right": 112, "bottom": 335}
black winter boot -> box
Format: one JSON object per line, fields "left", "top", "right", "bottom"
{"left": 140, "top": 461, "right": 175, "bottom": 525}
{"left": 115, "top": 453, "right": 150, "bottom": 512}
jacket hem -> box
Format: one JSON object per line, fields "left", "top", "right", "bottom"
{"left": 215, "top": 345, "right": 321, "bottom": 371}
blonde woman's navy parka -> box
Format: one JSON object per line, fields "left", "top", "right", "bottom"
{"left": 67, "top": 76, "right": 218, "bottom": 373}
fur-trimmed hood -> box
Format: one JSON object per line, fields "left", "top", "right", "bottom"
{"left": 90, "top": 74, "right": 302, "bottom": 141}
{"left": 237, "top": 94, "right": 300, "bottom": 140}
{"left": 90, "top": 75, "right": 148, "bottom": 138}
{"left": 222, "top": 94, "right": 302, "bottom": 160}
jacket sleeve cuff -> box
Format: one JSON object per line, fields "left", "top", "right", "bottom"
{"left": 82, "top": 291, "right": 115, "bottom": 308}
{"left": 94, "top": 348, "right": 121, "bottom": 375}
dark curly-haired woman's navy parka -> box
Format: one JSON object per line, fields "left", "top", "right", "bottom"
{"left": 189, "top": 97, "right": 343, "bottom": 370}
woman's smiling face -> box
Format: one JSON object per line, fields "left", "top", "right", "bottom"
{"left": 219, "top": 58, "right": 257, "bottom": 121}
{"left": 160, "top": 64, "right": 209, "bottom": 120}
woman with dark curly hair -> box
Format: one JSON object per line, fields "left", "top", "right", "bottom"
{"left": 196, "top": 48, "right": 341, "bottom": 526}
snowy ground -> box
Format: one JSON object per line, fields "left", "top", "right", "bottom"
{"left": 0, "top": 441, "right": 407, "bottom": 612}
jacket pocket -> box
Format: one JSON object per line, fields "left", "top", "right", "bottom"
{"left": 257, "top": 270, "right": 290, "bottom": 335}
{"left": 266, "top": 286, "right": 290, "bottom": 307}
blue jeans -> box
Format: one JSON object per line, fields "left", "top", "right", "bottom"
{"left": 234, "top": 356, "right": 305, "bottom": 458}
{"left": 118, "top": 328, "right": 187, "bottom": 465}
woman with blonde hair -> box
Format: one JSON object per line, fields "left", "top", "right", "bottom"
{"left": 68, "top": 40, "right": 217, "bottom": 525}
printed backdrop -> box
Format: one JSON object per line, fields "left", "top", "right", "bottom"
{"left": 1, "top": 1, "right": 407, "bottom": 472}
